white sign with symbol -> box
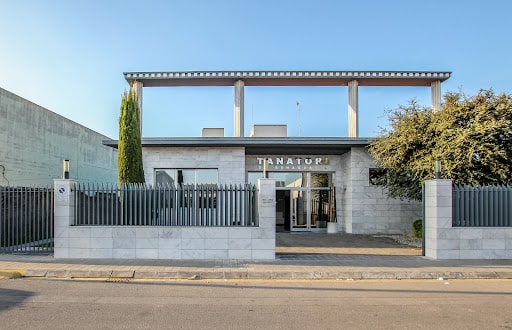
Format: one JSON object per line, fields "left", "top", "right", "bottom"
{"left": 56, "top": 185, "right": 70, "bottom": 201}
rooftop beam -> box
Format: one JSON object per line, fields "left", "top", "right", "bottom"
{"left": 124, "top": 71, "right": 451, "bottom": 87}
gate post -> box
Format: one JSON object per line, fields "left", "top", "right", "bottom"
{"left": 256, "top": 179, "right": 276, "bottom": 259}
{"left": 424, "top": 179, "right": 454, "bottom": 259}
{"left": 54, "top": 179, "right": 76, "bottom": 258}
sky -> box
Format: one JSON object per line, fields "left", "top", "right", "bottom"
{"left": 0, "top": 0, "right": 511, "bottom": 139}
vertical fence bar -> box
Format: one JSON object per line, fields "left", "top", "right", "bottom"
{"left": 507, "top": 187, "right": 511, "bottom": 226}
{"left": 15, "top": 187, "right": 19, "bottom": 250}
{"left": 0, "top": 188, "right": 3, "bottom": 251}
{"left": 6, "top": 187, "right": 10, "bottom": 250}
{"left": 47, "top": 185, "right": 51, "bottom": 248}
{"left": 74, "top": 183, "right": 78, "bottom": 225}
{"left": 218, "top": 185, "right": 224, "bottom": 226}
{"left": 500, "top": 185, "right": 505, "bottom": 226}
{"left": 20, "top": 186, "right": 25, "bottom": 251}
{"left": 454, "top": 184, "right": 459, "bottom": 226}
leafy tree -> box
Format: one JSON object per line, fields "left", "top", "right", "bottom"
{"left": 118, "top": 90, "right": 145, "bottom": 183}
{"left": 369, "top": 89, "right": 512, "bottom": 200}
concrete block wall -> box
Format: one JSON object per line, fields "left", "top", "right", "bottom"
{"left": 54, "top": 179, "right": 276, "bottom": 260}
{"left": 340, "top": 148, "right": 421, "bottom": 234}
{"left": 0, "top": 87, "right": 117, "bottom": 186}
{"left": 142, "top": 147, "right": 246, "bottom": 185}
{"left": 424, "top": 179, "right": 512, "bottom": 259}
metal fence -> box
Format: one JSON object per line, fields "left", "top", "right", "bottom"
{"left": 0, "top": 186, "right": 54, "bottom": 252}
{"left": 453, "top": 184, "right": 512, "bottom": 227}
{"left": 73, "top": 183, "right": 258, "bottom": 227}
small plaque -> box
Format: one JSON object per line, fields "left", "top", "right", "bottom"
{"left": 56, "top": 184, "right": 70, "bottom": 201}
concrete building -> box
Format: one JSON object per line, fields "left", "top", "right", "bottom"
{"left": 105, "top": 70, "right": 451, "bottom": 235}
{"left": 0, "top": 87, "right": 117, "bottom": 186}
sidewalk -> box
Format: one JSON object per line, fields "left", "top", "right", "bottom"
{"left": 1, "top": 233, "right": 511, "bottom": 280}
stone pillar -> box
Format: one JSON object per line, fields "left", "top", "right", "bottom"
{"left": 431, "top": 80, "right": 441, "bottom": 112}
{"left": 424, "top": 179, "right": 454, "bottom": 259}
{"left": 257, "top": 178, "right": 276, "bottom": 259}
{"left": 348, "top": 80, "right": 359, "bottom": 137}
{"left": 53, "top": 179, "right": 77, "bottom": 258}
{"left": 234, "top": 80, "right": 245, "bottom": 137}
{"left": 131, "top": 81, "right": 144, "bottom": 135}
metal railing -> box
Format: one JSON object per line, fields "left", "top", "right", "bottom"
{"left": 0, "top": 185, "right": 54, "bottom": 252}
{"left": 453, "top": 184, "right": 512, "bottom": 227}
{"left": 73, "top": 183, "right": 258, "bottom": 227}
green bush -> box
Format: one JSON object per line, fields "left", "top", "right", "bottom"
{"left": 412, "top": 219, "right": 422, "bottom": 238}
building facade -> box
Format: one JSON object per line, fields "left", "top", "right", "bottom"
{"left": 0, "top": 87, "right": 118, "bottom": 186}
{"left": 105, "top": 70, "right": 451, "bottom": 235}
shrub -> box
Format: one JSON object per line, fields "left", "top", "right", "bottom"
{"left": 412, "top": 219, "right": 422, "bottom": 238}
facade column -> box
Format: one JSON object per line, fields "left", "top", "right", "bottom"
{"left": 431, "top": 80, "right": 441, "bottom": 112}
{"left": 131, "top": 81, "right": 144, "bottom": 135}
{"left": 256, "top": 178, "right": 276, "bottom": 259}
{"left": 53, "top": 179, "right": 77, "bottom": 258}
{"left": 424, "top": 179, "right": 454, "bottom": 259}
{"left": 348, "top": 80, "right": 359, "bottom": 137}
{"left": 234, "top": 80, "right": 245, "bottom": 137}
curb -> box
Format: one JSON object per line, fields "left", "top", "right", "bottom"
{"left": 0, "top": 270, "right": 25, "bottom": 279}
{"left": 17, "top": 269, "right": 512, "bottom": 280}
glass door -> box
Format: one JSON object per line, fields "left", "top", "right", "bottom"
{"left": 290, "top": 188, "right": 310, "bottom": 231}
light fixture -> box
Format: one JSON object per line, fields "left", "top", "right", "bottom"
{"left": 435, "top": 159, "right": 441, "bottom": 179}
{"left": 63, "top": 159, "right": 70, "bottom": 179}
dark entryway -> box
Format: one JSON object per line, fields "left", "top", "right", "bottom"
{"left": 275, "top": 190, "right": 291, "bottom": 232}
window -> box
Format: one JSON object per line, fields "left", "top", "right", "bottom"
{"left": 155, "top": 169, "right": 218, "bottom": 185}
{"left": 369, "top": 168, "right": 387, "bottom": 185}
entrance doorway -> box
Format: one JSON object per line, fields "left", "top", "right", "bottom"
{"left": 277, "top": 186, "right": 334, "bottom": 231}
{"left": 250, "top": 172, "right": 334, "bottom": 232}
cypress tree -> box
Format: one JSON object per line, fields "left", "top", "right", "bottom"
{"left": 118, "top": 90, "right": 145, "bottom": 183}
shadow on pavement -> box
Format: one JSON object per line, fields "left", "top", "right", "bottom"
{"left": 0, "top": 288, "right": 34, "bottom": 312}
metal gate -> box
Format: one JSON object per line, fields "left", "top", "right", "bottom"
{"left": 0, "top": 186, "right": 54, "bottom": 253}
{"left": 73, "top": 183, "right": 258, "bottom": 227}
{"left": 453, "top": 184, "right": 512, "bottom": 227}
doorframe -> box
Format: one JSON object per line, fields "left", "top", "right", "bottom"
{"left": 287, "top": 187, "right": 310, "bottom": 232}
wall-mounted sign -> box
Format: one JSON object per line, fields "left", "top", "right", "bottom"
{"left": 56, "top": 184, "right": 70, "bottom": 201}
{"left": 247, "top": 156, "right": 331, "bottom": 172}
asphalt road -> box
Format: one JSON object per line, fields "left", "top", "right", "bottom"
{"left": 1, "top": 278, "right": 512, "bottom": 329}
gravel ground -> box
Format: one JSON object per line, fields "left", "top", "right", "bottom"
{"left": 390, "top": 235, "right": 423, "bottom": 248}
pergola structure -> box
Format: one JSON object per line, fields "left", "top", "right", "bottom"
{"left": 124, "top": 70, "right": 451, "bottom": 137}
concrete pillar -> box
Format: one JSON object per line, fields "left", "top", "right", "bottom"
{"left": 431, "top": 80, "right": 441, "bottom": 112}
{"left": 131, "top": 81, "right": 144, "bottom": 135}
{"left": 234, "top": 80, "right": 245, "bottom": 137}
{"left": 53, "top": 179, "right": 77, "bottom": 258}
{"left": 348, "top": 80, "right": 359, "bottom": 137}
{"left": 257, "top": 178, "right": 276, "bottom": 259}
{"left": 424, "top": 179, "right": 454, "bottom": 259}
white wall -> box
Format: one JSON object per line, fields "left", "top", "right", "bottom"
{"left": 143, "top": 147, "right": 246, "bottom": 185}
{"left": 54, "top": 179, "right": 276, "bottom": 260}
{"left": 425, "top": 179, "right": 512, "bottom": 259}
{"left": 340, "top": 147, "right": 422, "bottom": 234}
{"left": 0, "top": 87, "right": 117, "bottom": 186}
{"left": 142, "top": 146, "right": 422, "bottom": 235}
